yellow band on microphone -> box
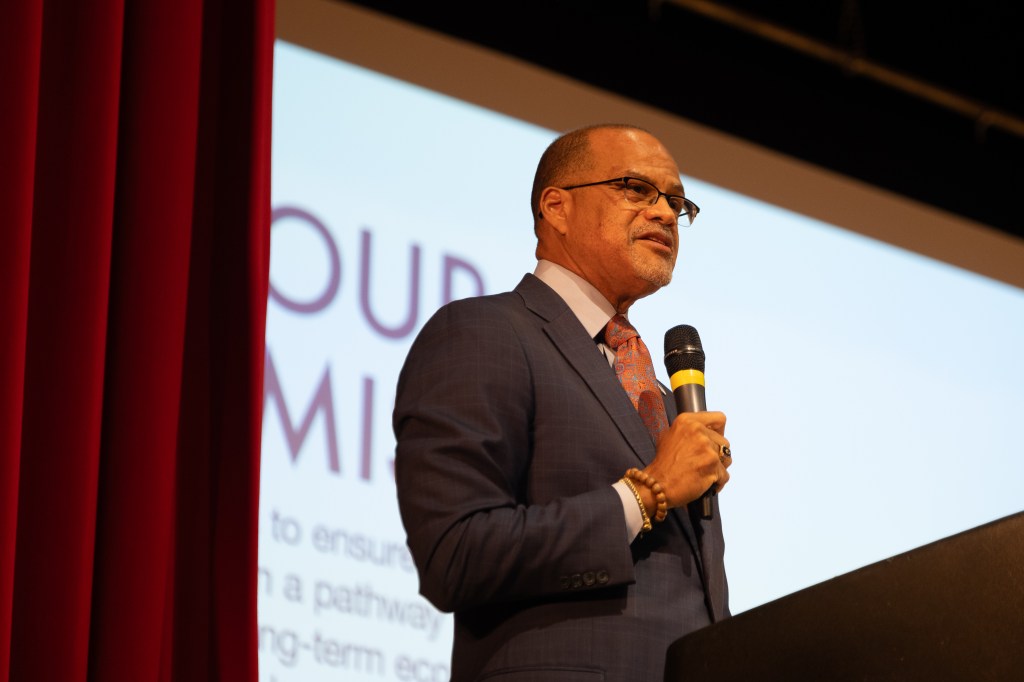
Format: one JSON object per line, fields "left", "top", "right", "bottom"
{"left": 670, "top": 369, "right": 705, "bottom": 390}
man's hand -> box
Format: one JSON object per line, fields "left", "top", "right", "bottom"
{"left": 642, "top": 411, "right": 731, "bottom": 510}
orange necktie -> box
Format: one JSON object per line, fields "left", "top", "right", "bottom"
{"left": 604, "top": 314, "right": 669, "bottom": 443}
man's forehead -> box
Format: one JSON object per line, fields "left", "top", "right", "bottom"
{"left": 590, "top": 130, "right": 680, "bottom": 173}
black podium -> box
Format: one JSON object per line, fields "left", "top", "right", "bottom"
{"left": 665, "top": 511, "right": 1024, "bottom": 681}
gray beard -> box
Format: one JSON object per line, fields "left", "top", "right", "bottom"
{"left": 630, "top": 249, "right": 675, "bottom": 289}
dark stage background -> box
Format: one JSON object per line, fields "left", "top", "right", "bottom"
{"left": 340, "top": 0, "right": 1024, "bottom": 241}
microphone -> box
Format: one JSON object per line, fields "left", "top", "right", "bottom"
{"left": 663, "top": 325, "right": 714, "bottom": 520}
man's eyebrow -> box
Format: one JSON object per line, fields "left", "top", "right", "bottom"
{"left": 623, "top": 171, "right": 685, "bottom": 196}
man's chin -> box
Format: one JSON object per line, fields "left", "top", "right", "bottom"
{"left": 633, "top": 256, "right": 675, "bottom": 290}
{"left": 647, "top": 273, "right": 673, "bottom": 289}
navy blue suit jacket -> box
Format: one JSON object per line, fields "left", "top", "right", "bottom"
{"left": 394, "top": 274, "right": 729, "bottom": 681}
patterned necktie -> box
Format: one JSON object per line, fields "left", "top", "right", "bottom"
{"left": 604, "top": 314, "right": 669, "bottom": 443}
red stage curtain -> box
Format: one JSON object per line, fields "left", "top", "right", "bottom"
{"left": 0, "top": 0, "right": 272, "bottom": 680}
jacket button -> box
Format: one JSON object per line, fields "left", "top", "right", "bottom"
{"left": 583, "top": 571, "right": 596, "bottom": 586}
{"left": 559, "top": 576, "right": 571, "bottom": 590}
{"left": 596, "top": 570, "right": 609, "bottom": 584}
{"left": 570, "top": 573, "right": 582, "bottom": 589}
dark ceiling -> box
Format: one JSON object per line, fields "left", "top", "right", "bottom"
{"left": 340, "top": 0, "right": 1023, "bottom": 242}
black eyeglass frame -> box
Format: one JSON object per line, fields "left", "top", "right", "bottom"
{"left": 559, "top": 176, "right": 700, "bottom": 225}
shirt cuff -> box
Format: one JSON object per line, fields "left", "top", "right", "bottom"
{"left": 613, "top": 479, "right": 644, "bottom": 542}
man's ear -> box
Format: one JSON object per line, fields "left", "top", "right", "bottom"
{"left": 538, "top": 187, "right": 571, "bottom": 235}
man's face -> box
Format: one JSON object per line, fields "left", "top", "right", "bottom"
{"left": 562, "top": 129, "right": 683, "bottom": 311}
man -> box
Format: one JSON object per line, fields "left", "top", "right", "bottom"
{"left": 393, "top": 124, "right": 732, "bottom": 681}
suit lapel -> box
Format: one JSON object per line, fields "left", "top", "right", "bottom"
{"left": 516, "top": 275, "right": 656, "bottom": 467}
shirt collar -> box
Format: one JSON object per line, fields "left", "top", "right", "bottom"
{"left": 533, "top": 260, "right": 619, "bottom": 340}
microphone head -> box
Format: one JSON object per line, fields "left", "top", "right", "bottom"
{"left": 664, "top": 324, "right": 705, "bottom": 374}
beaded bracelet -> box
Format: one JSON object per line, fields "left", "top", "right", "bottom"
{"left": 624, "top": 467, "right": 668, "bottom": 523}
{"left": 620, "top": 476, "right": 652, "bottom": 533}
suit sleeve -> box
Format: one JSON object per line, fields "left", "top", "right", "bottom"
{"left": 393, "top": 300, "right": 637, "bottom": 613}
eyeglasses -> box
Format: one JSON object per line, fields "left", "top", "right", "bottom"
{"left": 560, "top": 176, "right": 700, "bottom": 226}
